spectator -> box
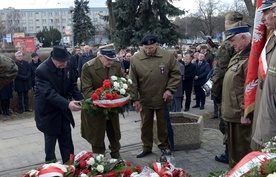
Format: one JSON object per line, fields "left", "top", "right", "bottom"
{"left": 78, "top": 45, "right": 95, "bottom": 78}
{"left": 222, "top": 23, "right": 252, "bottom": 168}
{"left": 0, "top": 82, "right": 13, "bottom": 116}
{"left": 171, "top": 58, "right": 184, "bottom": 112}
{"left": 14, "top": 51, "right": 32, "bottom": 113}
{"left": 29, "top": 52, "right": 42, "bottom": 90}
{"left": 34, "top": 45, "right": 83, "bottom": 164}
{"left": 81, "top": 44, "right": 123, "bottom": 159}
{"left": 129, "top": 35, "right": 181, "bottom": 158}
{"left": 192, "top": 53, "right": 211, "bottom": 110}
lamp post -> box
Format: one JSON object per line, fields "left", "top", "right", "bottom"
{"left": 69, "top": 6, "right": 74, "bottom": 50}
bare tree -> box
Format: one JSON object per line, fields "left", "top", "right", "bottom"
{"left": 5, "top": 9, "right": 24, "bottom": 34}
{"left": 243, "top": 0, "right": 255, "bottom": 20}
{"left": 106, "top": 0, "right": 116, "bottom": 43}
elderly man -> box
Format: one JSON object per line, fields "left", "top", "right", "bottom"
{"left": 81, "top": 44, "right": 123, "bottom": 159}
{"left": 0, "top": 54, "right": 18, "bottom": 89}
{"left": 222, "top": 22, "right": 252, "bottom": 168}
{"left": 78, "top": 45, "right": 95, "bottom": 78}
{"left": 34, "top": 45, "right": 83, "bottom": 163}
{"left": 129, "top": 35, "right": 181, "bottom": 158}
{"left": 252, "top": 0, "right": 276, "bottom": 150}
{"left": 212, "top": 11, "right": 244, "bottom": 164}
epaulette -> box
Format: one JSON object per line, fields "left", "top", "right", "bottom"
{"left": 86, "top": 59, "right": 94, "bottom": 66}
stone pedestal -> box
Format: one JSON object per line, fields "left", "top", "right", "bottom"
{"left": 153, "top": 112, "right": 203, "bottom": 150}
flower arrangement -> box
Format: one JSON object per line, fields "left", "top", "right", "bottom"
{"left": 83, "top": 76, "right": 133, "bottom": 116}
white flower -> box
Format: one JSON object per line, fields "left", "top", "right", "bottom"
{"left": 128, "top": 79, "right": 133, "bottom": 84}
{"left": 109, "top": 158, "right": 117, "bottom": 163}
{"left": 123, "top": 83, "right": 128, "bottom": 89}
{"left": 267, "top": 172, "right": 276, "bottom": 177}
{"left": 86, "top": 157, "right": 95, "bottom": 166}
{"left": 121, "top": 77, "right": 126, "bottom": 82}
{"left": 150, "top": 172, "right": 160, "bottom": 177}
{"left": 96, "top": 164, "right": 104, "bottom": 173}
{"left": 111, "top": 76, "right": 118, "bottom": 81}
{"left": 80, "top": 173, "right": 89, "bottom": 177}
{"left": 113, "top": 81, "right": 120, "bottom": 88}
{"left": 120, "top": 89, "right": 126, "bottom": 95}
{"left": 130, "top": 172, "right": 139, "bottom": 177}
{"left": 96, "top": 154, "right": 104, "bottom": 162}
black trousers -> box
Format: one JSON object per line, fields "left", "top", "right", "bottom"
{"left": 17, "top": 91, "right": 29, "bottom": 111}
{"left": 184, "top": 89, "right": 192, "bottom": 109}
{"left": 194, "top": 85, "right": 205, "bottom": 106}
{"left": 44, "top": 117, "right": 73, "bottom": 164}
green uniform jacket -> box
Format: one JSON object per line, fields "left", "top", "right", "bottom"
{"left": 129, "top": 47, "right": 181, "bottom": 109}
{"left": 80, "top": 57, "right": 123, "bottom": 145}
{"left": 221, "top": 43, "right": 251, "bottom": 123}
{"left": 211, "top": 40, "right": 236, "bottom": 99}
{"left": 0, "top": 54, "right": 18, "bottom": 89}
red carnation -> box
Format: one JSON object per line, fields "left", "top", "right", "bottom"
{"left": 172, "top": 169, "right": 180, "bottom": 176}
{"left": 135, "top": 165, "right": 142, "bottom": 173}
{"left": 124, "top": 168, "right": 133, "bottom": 176}
{"left": 91, "top": 93, "right": 99, "bottom": 100}
{"left": 74, "top": 170, "right": 81, "bottom": 175}
{"left": 103, "top": 79, "right": 111, "bottom": 89}
{"left": 79, "top": 161, "right": 86, "bottom": 169}
{"left": 113, "top": 93, "right": 119, "bottom": 99}
{"left": 82, "top": 168, "right": 89, "bottom": 174}
{"left": 106, "top": 171, "right": 117, "bottom": 177}
{"left": 125, "top": 160, "right": 131, "bottom": 167}
{"left": 105, "top": 93, "right": 113, "bottom": 100}
{"left": 95, "top": 88, "right": 103, "bottom": 95}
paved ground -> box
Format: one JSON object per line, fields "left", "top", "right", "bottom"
{"left": 0, "top": 98, "right": 229, "bottom": 177}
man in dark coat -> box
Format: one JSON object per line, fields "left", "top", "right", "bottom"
{"left": 14, "top": 51, "right": 32, "bottom": 113}
{"left": 0, "top": 82, "right": 13, "bottom": 116}
{"left": 192, "top": 53, "right": 211, "bottom": 110}
{"left": 78, "top": 45, "right": 96, "bottom": 78}
{"left": 182, "top": 53, "right": 196, "bottom": 111}
{"left": 34, "top": 45, "right": 83, "bottom": 164}
{"left": 29, "top": 52, "right": 42, "bottom": 90}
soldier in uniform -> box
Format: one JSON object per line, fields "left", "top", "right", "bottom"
{"left": 0, "top": 54, "right": 18, "bottom": 89}
{"left": 129, "top": 35, "right": 181, "bottom": 158}
{"left": 222, "top": 22, "right": 252, "bottom": 168}
{"left": 81, "top": 44, "right": 124, "bottom": 159}
{"left": 211, "top": 11, "right": 243, "bottom": 164}
{"left": 252, "top": 0, "right": 276, "bottom": 150}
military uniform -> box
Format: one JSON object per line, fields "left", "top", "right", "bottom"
{"left": 129, "top": 46, "right": 181, "bottom": 152}
{"left": 81, "top": 46, "right": 123, "bottom": 158}
{"left": 0, "top": 54, "right": 18, "bottom": 89}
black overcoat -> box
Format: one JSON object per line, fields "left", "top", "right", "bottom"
{"left": 34, "top": 57, "right": 83, "bottom": 135}
{"left": 183, "top": 62, "right": 196, "bottom": 91}
{"left": 29, "top": 59, "right": 42, "bottom": 87}
{"left": 14, "top": 60, "right": 32, "bottom": 92}
{"left": 0, "top": 82, "right": 13, "bottom": 100}
{"left": 194, "top": 60, "right": 211, "bottom": 86}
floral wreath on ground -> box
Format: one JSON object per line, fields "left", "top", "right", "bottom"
{"left": 210, "top": 136, "right": 276, "bottom": 177}
{"left": 22, "top": 150, "right": 191, "bottom": 177}
{"left": 83, "top": 75, "right": 133, "bottom": 117}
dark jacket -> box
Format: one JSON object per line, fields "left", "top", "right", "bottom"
{"left": 29, "top": 59, "right": 42, "bottom": 88}
{"left": 194, "top": 60, "right": 211, "bottom": 86}
{"left": 0, "top": 82, "right": 13, "bottom": 100}
{"left": 34, "top": 57, "right": 83, "bottom": 134}
{"left": 78, "top": 53, "right": 96, "bottom": 77}
{"left": 183, "top": 62, "right": 196, "bottom": 91}
{"left": 14, "top": 60, "right": 32, "bottom": 92}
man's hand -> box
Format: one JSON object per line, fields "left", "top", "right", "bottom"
{"left": 133, "top": 101, "right": 141, "bottom": 112}
{"left": 194, "top": 76, "right": 198, "bottom": 80}
{"left": 163, "top": 90, "right": 173, "bottom": 102}
{"left": 241, "top": 116, "right": 251, "bottom": 125}
{"left": 68, "top": 101, "right": 82, "bottom": 111}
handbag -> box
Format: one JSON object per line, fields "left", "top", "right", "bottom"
{"left": 202, "top": 78, "right": 213, "bottom": 96}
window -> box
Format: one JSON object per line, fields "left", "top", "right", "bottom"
{"left": 29, "top": 19, "right": 33, "bottom": 24}
{"left": 36, "top": 19, "right": 39, "bottom": 22}
{"left": 36, "top": 26, "right": 40, "bottom": 29}
{"left": 42, "top": 19, "right": 46, "bottom": 23}
{"left": 49, "top": 19, "right": 53, "bottom": 23}
{"left": 29, "top": 26, "right": 34, "bottom": 31}
{"left": 28, "top": 12, "right": 33, "bottom": 17}
{"left": 49, "top": 12, "right": 52, "bottom": 16}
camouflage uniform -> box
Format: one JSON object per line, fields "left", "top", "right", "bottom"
{"left": 0, "top": 54, "right": 18, "bottom": 89}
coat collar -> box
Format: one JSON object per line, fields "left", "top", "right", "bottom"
{"left": 238, "top": 42, "right": 251, "bottom": 57}
{"left": 93, "top": 57, "right": 120, "bottom": 80}
{"left": 139, "top": 46, "right": 163, "bottom": 60}
{"left": 266, "top": 34, "right": 276, "bottom": 54}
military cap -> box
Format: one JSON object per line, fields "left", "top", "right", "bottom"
{"left": 50, "top": 45, "right": 71, "bottom": 61}
{"left": 31, "top": 53, "right": 38, "bottom": 58}
{"left": 140, "top": 35, "right": 158, "bottom": 45}
{"left": 225, "top": 21, "right": 250, "bottom": 40}
{"left": 258, "top": 0, "right": 276, "bottom": 12}
{"left": 225, "top": 11, "right": 243, "bottom": 22}
{"left": 99, "top": 43, "right": 117, "bottom": 60}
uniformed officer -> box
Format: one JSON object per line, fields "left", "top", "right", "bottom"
{"left": 129, "top": 35, "right": 181, "bottom": 158}
{"left": 211, "top": 11, "right": 244, "bottom": 164}
{"left": 81, "top": 44, "right": 124, "bottom": 159}
{"left": 0, "top": 54, "right": 18, "bottom": 89}
{"left": 222, "top": 22, "right": 252, "bottom": 168}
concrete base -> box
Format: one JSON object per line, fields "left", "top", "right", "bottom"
{"left": 153, "top": 112, "right": 203, "bottom": 150}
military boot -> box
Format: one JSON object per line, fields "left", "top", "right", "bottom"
{"left": 215, "top": 145, "right": 229, "bottom": 164}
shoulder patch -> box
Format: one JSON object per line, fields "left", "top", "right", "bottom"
{"left": 86, "top": 59, "right": 94, "bottom": 66}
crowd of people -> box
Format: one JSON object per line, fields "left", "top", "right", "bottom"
{"left": 1, "top": 0, "right": 276, "bottom": 170}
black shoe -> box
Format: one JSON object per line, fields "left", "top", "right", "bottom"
{"left": 211, "top": 115, "right": 218, "bottom": 119}
{"left": 25, "top": 109, "right": 32, "bottom": 112}
{"left": 215, "top": 153, "right": 229, "bottom": 164}
{"left": 18, "top": 110, "right": 24, "bottom": 114}
{"left": 161, "top": 148, "right": 172, "bottom": 156}
{"left": 200, "top": 106, "right": 204, "bottom": 110}
{"left": 192, "top": 105, "right": 200, "bottom": 108}
{"left": 184, "top": 108, "right": 189, "bottom": 112}
{"left": 136, "top": 150, "right": 152, "bottom": 158}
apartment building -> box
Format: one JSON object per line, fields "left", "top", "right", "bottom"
{"left": 0, "top": 7, "right": 108, "bottom": 37}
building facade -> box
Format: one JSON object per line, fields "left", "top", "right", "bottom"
{"left": 0, "top": 7, "right": 108, "bottom": 43}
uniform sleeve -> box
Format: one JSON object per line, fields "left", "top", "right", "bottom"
{"left": 129, "top": 59, "right": 140, "bottom": 101}
{"left": 81, "top": 63, "right": 95, "bottom": 99}
{"left": 0, "top": 54, "right": 18, "bottom": 89}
